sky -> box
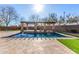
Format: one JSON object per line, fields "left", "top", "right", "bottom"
{"left": 0, "top": 4, "right": 79, "bottom": 25}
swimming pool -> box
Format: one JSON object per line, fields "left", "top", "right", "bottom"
{"left": 7, "top": 32, "right": 66, "bottom": 38}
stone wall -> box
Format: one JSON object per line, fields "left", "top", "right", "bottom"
{"left": 0, "top": 25, "right": 79, "bottom": 33}
{"left": 55, "top": 25, "right": 79, "bottom": 33}
{"left": 0, "top": 26, "right": 20, "bottom": 30}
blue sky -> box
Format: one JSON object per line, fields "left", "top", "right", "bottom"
{"left": 0, "top": 4, "right": 79, "bottom": 25}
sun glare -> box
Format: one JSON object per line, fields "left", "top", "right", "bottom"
{"left": 34, "top": 4, "right": 44, "bottom": 13}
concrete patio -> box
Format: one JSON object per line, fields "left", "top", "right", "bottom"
{"left": 0, "top": 31, "right": 75, "bottom": 54}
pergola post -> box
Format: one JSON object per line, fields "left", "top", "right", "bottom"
{"left": 52, "top": 23, "right": 55, "bottom": 32}
{"left": 34, "top": 22, "right": 37, "bottom": 32}
{"left": 39, "top": 23, "right": 42, "bottom": 32}
{"left": 40, "top": 23, "right": 42, "bottom": 32}
{"left": 21, "top": 23, "right": 24, "bottom": 33}
{"left": 44, "top": 23, "right": 46, "bottom": 32}
{"left": 26, "top": 23, "right": 28, "bottom": 31}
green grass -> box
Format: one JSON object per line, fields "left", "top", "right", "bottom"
{"left": 58, "top": 39, "right": 79, "bottom": 53}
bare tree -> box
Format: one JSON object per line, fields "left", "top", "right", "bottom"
{"left": 48, "top": 13, "right": 57, "bottom": 22}
{"left": 0, "top": 6, "right": 19, "bottom": 27}
{"left": 67, "top": 16, "right": 79, "bottom": 24}
{"left": 29, "top": 14, "right": 39, "bottom": 22}
{"left": 66, "top": 13, "right": 71, "bottom": 24}
{"left": 58, "top": 16, "right": 65, "bottom": 25}
{"left": 73, "top": 16, "right": 79, "bottom": 24}
{"left": 42, "top": 17, "right": 48, "bottom": 22}
{"left": 20, "top": 17, "right": 25, "bottom": 22}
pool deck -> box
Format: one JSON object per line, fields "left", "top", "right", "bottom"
{"left": 0, "top": 31, "right": 75, "bottom": 54}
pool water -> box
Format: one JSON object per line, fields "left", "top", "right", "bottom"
{"left": 9, "top": 32, "right": 66, "bottom": 38}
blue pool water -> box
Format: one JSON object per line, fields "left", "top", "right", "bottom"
{"left": 9, "top": 32, "right": 66, "bottom": 38}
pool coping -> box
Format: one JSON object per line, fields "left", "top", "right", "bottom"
{"left": 56, "top": 32, "right": 78, "bottom": 39}
{"left": 1, "top": 31, "right": 78, "bottom": 39}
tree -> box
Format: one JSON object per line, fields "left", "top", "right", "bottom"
{"left": 73, "top": 16, "right": 79, "bottom": 24}
{"left": 42, "top": 17, "right": 48, "bottom": 22}
{"left": 29, "top": 14, "right": 39, "bottom": 22}
{"left": 48, "top": 13, "right": 57, "bottom": 22}
{"left": 0, "top": 22, "right": 5, "bottom": 26}
{"left": 66, "top": 13, "right": 71, "bottom": 24}
{"left": 20, "top": 17, "right": 25, "bottom": 22}
{"left": 58, "top": 16, "right": 65, "bottom": 25}
{"left": 67, "top": 16, "right": 79, "bottom": 24}
{"left": 0, "top": 6, "right": 19, "bottom": 27}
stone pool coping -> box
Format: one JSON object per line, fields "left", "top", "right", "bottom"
{"left": 0, "top": 38, "right": 75, "bottom": 54}
{"left": 0, "top": 31, "right": 78, "bottom": 39}
{"left": 0, "top": 31, "right": 76, "bottom": 54}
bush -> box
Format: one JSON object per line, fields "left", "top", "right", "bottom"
{"left": 70, "top": 29, "right": 78, "bottom": 33}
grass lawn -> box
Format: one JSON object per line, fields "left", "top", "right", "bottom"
{"left": 58, "top": 39, "right": 79, "bottom": 53}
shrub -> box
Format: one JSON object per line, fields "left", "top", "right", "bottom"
{"left": 70, "top": 29, "right": 78, "bottom": 33}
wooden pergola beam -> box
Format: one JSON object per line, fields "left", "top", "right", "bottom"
{"left": 20, "top": 21, "right": 56, "bottom": 33}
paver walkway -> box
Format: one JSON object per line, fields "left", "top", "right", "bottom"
{"left": 0, "top": 38, "right": 74, "bottom": 54}
{"left": 0, "top": 31, "right": 75, "bottom": 54}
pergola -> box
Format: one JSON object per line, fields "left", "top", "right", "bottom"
{"left": 20, "top": 21, "right": 56, "bottom": 33}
